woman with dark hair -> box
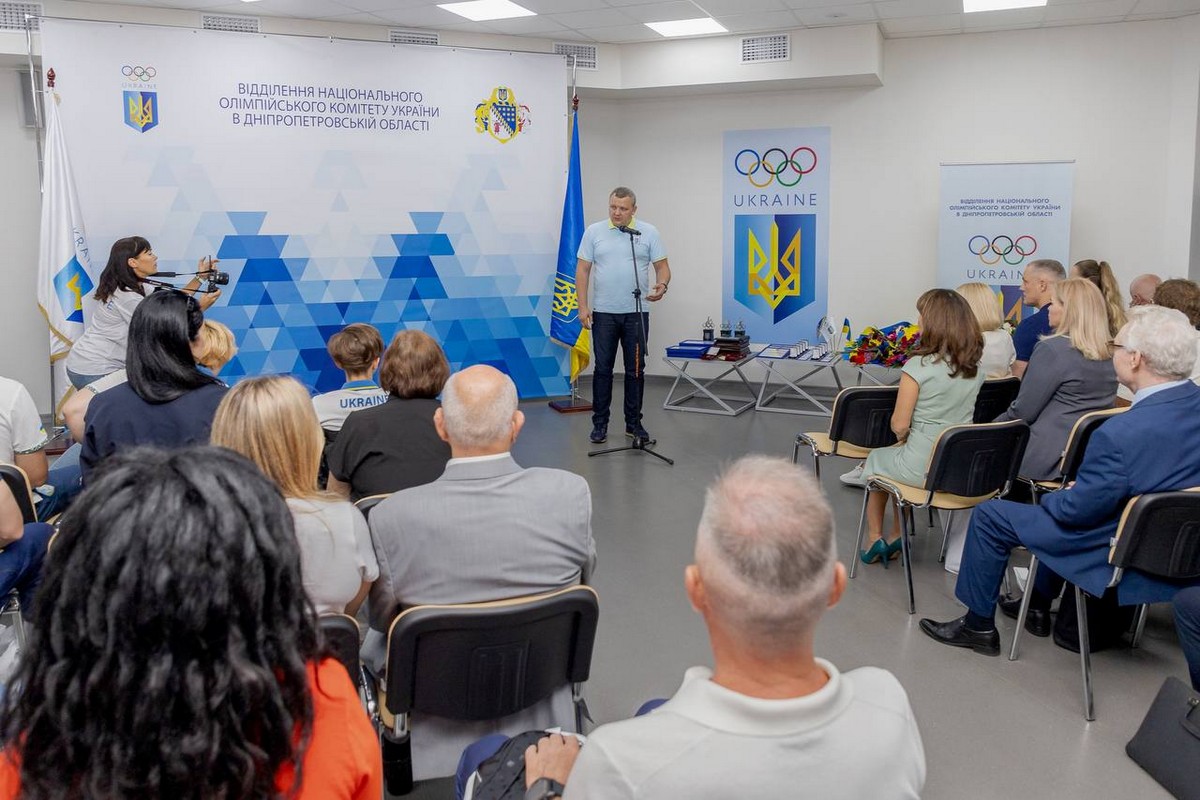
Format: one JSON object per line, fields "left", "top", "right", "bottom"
{"left": 80, "top": 290, "right": 227, "bottom": 481}
{"left": 326, "top": 329, "right": 452, "bottom": 501}
{"left": 0, "top": 446, "right": 382, "bottom": 799}
{"left": 860, "top": 289, "right": 985, "bottom": 564}
{"left": 64, "top": 237, "right": 221, "bottom": 389}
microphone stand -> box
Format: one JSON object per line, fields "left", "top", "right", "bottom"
{"left": 589, "top": 228, "right": 674, "bottom": 466}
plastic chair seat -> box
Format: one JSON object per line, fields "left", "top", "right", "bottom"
{"left": 868, "top": 476, "right": 999, "bottom": 510}
{"left": 797, "top": 432, "right": 874, "bottom": 460}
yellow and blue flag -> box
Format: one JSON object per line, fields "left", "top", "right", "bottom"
{"left": 37, "top": 88, "right": 93, "bottom": 415}
{"left": 550, "top": 111, "right": 590, "bottom": 382}
{"left": 841, "top": 317, "right": 852, "bottom": 348}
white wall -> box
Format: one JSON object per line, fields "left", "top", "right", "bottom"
{"left": 573, "top": 17, "right": 1200, "bottom": 375}
{"left": 2, "top": 13, "right": 1198, "bottom": 400}
{"left": 0, "top": 68, "right": 49, "bottom": 409}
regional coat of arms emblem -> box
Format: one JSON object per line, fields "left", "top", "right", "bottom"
{"left": 474, "top": 86, "right": 530, "bottom": 144}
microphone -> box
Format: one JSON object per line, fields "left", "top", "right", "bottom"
{"left": 618, "top": 225, "right": 641, "bottom": 236}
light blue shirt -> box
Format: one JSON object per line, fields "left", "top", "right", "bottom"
{"left": 1131, "top": 379, "right": 1189, "bottom": 405}
{"left": 577, "top": 218, "right": 667, "bottom": 314}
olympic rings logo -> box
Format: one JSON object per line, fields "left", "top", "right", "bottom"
{"left": 121, "top": 65, "right": 157, "bottom": 81}
{"left": 734, "top": 147, "right": 817, "bottom": 188}
{"left": 968, "top": 234, "right": 1037, "bottom": 266}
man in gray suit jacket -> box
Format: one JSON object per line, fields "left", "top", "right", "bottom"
{"left": 363, "top": 364, "right": 596, "bottom": 779}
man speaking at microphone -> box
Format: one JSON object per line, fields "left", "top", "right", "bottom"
{"left": 576, "top": 187, "right": 671, "bottom": 445}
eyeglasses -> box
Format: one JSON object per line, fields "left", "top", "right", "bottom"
{"left": 1108, "top": 341, "right": 1127, "bottom": 350}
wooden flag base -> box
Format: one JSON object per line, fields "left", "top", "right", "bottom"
{"left": 549, "top": 381, "right": 592, "bottom": 413}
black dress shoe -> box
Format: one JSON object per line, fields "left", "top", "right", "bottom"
{"left": 998, "top": 595, "right": 1052, "bottom": 638}
{"left": 919, "top": 615, "right": 1001, "bottom": 656}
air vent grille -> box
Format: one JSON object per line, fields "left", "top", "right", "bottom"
{"left": 741, "top": 34, "right": 789, "bottom": 63}
{"left": 0, "top": 3, "right": 41, "bottom": 31}
{"left": 202, "top": 14, "right": 260, "bottom": 33}
{"left": 554, "top": 42, "right": 597, "bottom": 71}
{"left": 390, "top": 29, "right": 438, "bottom": 46}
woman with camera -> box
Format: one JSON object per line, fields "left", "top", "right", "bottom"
{"left": 80, "top": 289, "right": 227, "bottom": 482}
{"left": 64, "top": 236, "right": 222, "bottom": 389}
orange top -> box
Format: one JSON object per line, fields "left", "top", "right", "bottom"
{"left": 0, "top": 658, "right": 381, "bottom": 799}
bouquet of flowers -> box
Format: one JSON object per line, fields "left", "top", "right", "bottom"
{"left": 845, "top": 321, "right": 921, "bottom": 367}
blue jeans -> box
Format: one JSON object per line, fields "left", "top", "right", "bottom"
{"left": 1174, "top": 586, "right": 1200, "bottom": 691}
{"left": 0, "top": 523, "right": 54, "bottom": 612}
{"left": 39, "top": 443, "right": 84, "bottom": 521}
{"left": 591, "top": 312, "right": 649, "bottom": 430}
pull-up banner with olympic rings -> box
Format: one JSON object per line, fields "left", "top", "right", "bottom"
{"left": 722, "top": 127, "right": 830, "bottom": 342}
{"left": 937, "top": 162, "right": 1074, "bottom": 324}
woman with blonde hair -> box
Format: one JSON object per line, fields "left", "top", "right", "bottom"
{"left": 1072, "top": 259, "right": 1127, "bottom": 337}
{"left": 994, "top": 278, "right": 1116, "bottom": 480}
{"left": 326, "top": 329, "right": 452, "bottom": 500}
{"left": 956, "top": 282, "right": 1015, "bottom": 378}
{"left": 196, "top": 319, "right": 238, "bottom": 374}
{"left": 211, "top": 375, "right": 378, "bottom": 615}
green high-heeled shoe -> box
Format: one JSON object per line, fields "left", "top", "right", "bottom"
{"left": 885, "top": 536, "right": 904, "bottom": 562}
{"left": 859, "top": 538, "right": 889, "bottom": 566}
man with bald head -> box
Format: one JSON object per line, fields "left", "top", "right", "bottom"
{"left": 364, "top": 364, "right": 596, "bottom": 780}
{"left": 520, "top": 457, "right": 925, "bottom": 799}
{"left": 1130, "top": 273, "right": 1162, "bottom": 307}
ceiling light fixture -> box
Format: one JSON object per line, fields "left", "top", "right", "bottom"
{"left": 437, "top": 0, "right": 535, "bottom": 22}
{"left": 645, "top": 17, "right": 728, "bottom": 37}
{"left": 963, "top": 0, "right": 1046, "bottom": 12}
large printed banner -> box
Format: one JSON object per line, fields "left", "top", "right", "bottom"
{"left": 722, "top": 128, "right": 830, "bottom": 343}
{"left": 40, "top": 19, "right": 568, "bottom": 397}
{"left": 937, "top": 162, "right": 1074, "bottom": 322}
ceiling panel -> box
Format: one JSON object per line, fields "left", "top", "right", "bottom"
{"left": 713, "top": 9, "right": 803, "bottom": 29}
{"left": 793, "top": 2, "right": 879, "bottom": 24}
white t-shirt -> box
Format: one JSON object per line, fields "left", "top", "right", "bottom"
{"left": 0, "top": 376, "right": 48, "bottom": 463}
{"left": 981, "top": 329, "right": 1017, "bottom": 379}
{"left": 564, "top": 661, "right": 925, "bottom": 800}
{"left": 65, "top": 289, "right": 146, "bottom": 376}
{"left": 287, "top": 496, "right": 379, "bottom": 614}
{"left": 312, "top": 381, "right": 389, "bottom": 433}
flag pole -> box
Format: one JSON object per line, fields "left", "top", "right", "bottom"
{"left": 548, "top": 56, "right": 593, "bottom": 414}
{"left": 27, "top": 18, "right": 57, "bottom": 420}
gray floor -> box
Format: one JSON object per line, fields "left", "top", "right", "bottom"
{"left": 488, "top": 374, "right": 1182, "bottom": 800}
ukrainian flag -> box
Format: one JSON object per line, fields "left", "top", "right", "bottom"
{"left": 841, "top": 317, "right": 853, "bottom": 348}
{"left": 550, "top": 111, "right": 590, "bottom": 382}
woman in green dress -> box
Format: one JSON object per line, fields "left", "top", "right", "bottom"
{"left": 861, "top": 289, "right": 985, "bottom": 564}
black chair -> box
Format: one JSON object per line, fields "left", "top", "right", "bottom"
{"left": 318, "top": 613, "right": 363, "bottom": 686}
{"left": 0, "top": 464, "right": 38, "bottom": 525}
{"left": 354, "top": 493, "right": 392, "bottom": 521}
{"left": 1059, "top": 491, "right": 1200, "bottom": 720}
{"left": 792, "top": 386, "right": 899, "bottom": 478}
{"left": 375, "top": 585, "right": 599, "bottom": 796}
{"left": 856, "top": 420, "right": 1030, "bottom": 613}
{"left": 0, "top": 464, "right": 37, "bottom": 649}
{"left": 972, "top": 376, "right": 1020, "bottom": 423}
{"left": 1009, "top": 407, "right": 1127, "bottom": 659}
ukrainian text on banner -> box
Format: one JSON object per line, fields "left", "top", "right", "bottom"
{"left": 39, "top": 19, "right": 568, "bottom": 398}
{"left": 937, "top": 162, "right": 1074, "bottom": 323}
{"left": 722, "top": 128, "right": 830, "bottom": 343}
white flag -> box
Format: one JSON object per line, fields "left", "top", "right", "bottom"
{"left": 37, "top": 88, "right": 94, "bottom": 415}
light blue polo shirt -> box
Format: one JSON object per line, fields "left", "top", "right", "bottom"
{"left": 577, "top": 218, "right": 667, "bottom": 314}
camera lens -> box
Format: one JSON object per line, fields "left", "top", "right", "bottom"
{"left": 209, "top": 271, "right": 230, "bottom": 286}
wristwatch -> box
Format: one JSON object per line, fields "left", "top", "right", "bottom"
{"left": 525, "top": 777, "right": 565, "bottom": 800}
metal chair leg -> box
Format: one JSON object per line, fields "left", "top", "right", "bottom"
{"left": 938, "top": 509, "right": 953, "bottom": 563}
{"left": 813, "top": 456, "right": 821, "bottom": 480}
{"left": 1131, "top": 604, "right": 1148, "bottom": 649}
{"left": 791, "top": 438, "right": 801, "bottom": 464}
{"left": 849, "top": 487, "right": 871, "bottom": 579}
{"left": 900, "top": 504, "right": 916, "bottom": 614}
{"left": 927, "top": 507, "right": 935, "bottom": 529}
{"left": 1077, "top": 585, "right": 1095, "bottom": 720}
{"left": 1009, "top": 555, "right": 1039, "bottom": 661}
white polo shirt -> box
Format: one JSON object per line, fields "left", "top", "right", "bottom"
{"left": 0, "top": 376, "right": 48, "bottom": 463}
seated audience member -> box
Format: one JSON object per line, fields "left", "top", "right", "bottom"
{"left": 0, "top": 446, "right": 381, "bottom": 799}
{"left": 1072, "top": 259, "right": 1127, "bottom": 337}
{"left": 326, "top": 330, "right": 451, "bottom": 501}
{"left": 63, "top": 319, "right": 237, "bottom": 443}
{"left": 313, "top": 323, "right": 388, "bottom": 439}
{"left": 0, "top": 374, "right": 48, "bottom": 493}
{"left": 861, "top": 289, "right": 983, "bottom": 565}
{"left": 1175, "top": 586, "right": 1200, "bottom": 691}
{"left": 1116, "top": 279, "right": 1200, "bottom": 406}
{"left": 957, "top": 281, "right": 1016, "bottom": 378}
{"left": 1012, "top": 259, "right": 1066, "bottom": 378}
{"left": 995, "top": 279, "right": 1117, "bottom": 481}
{"left": 518, "top": 456, "right": 924, "bottom": 800}
{"left": 1129, "top": 272, "right": 1162, "bottom": 307}
{"left": 211, "top": 375, "right": 378, "bottom": 615}
{"left": 365, "top": 364, "right": 595, "bottom": 780}
{"left": 0, "top": 481, "right": 54, "bottom": 613}
{"left": 920, "top": 306, "right": 1200, "bottom": 656}
{"left": 80, "top": 291, "right": 227, "bottom": 482}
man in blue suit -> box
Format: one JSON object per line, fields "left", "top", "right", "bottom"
{"left": 921, "top": 305, "right": 1200, "bottom": 656}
